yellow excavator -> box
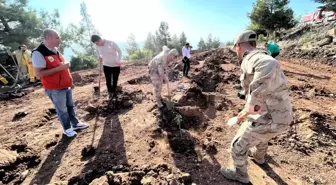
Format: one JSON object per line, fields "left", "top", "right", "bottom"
{"left": 0, "top": 74, "right": 8, "bottom": 85}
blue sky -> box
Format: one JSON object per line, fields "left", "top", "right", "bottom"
{"left": 28, "top": 0, "right": 320, "bottom": 58}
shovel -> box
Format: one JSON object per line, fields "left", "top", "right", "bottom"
{"left": 165, "top": 83, "right": 174, "bottom": 110}
{"left": 93, "top": 62, "right": 102, "bottom": 97}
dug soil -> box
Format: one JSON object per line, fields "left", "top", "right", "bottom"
{"left": 0, "top": 48, "right": 335, "bottom": 185}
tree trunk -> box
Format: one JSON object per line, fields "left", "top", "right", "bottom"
{"left": 0, "top": 15, "right": 11, "bottom": 32}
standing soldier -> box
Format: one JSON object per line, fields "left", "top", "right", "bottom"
{"left": 148, "top": 46, "right": 178, "bottom": 108}
{"left": 220, "top": 30, "right": 293, "bottom": 183}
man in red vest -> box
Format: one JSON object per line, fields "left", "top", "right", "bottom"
{"left": 32, "top": 29, "right": 89, "bottom": 137}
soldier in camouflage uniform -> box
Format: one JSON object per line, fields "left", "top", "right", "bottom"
{"left": 220, "top": 30, "right": 293, "bottom": 183}
{"left": 148, "top": 46, "right": 179, "bottom": 108}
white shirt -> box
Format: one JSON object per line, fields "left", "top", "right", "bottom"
{"left": 182, "top": 46, "right": 191, "bottom": 59}
{"left": 96, "top": 39, "right": 122, "bottom": 67}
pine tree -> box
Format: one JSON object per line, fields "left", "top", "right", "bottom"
{"left": 155, "top": 22, "right": 171, "bottom": 53}
{"left": 144, "top": 32, "right": 156, "bottom": 54}
{"left": 125, "top": 33, "right": 138, "bottom": 55}
{"left": 198, "top": 38, "right": 206, "bottom": 51}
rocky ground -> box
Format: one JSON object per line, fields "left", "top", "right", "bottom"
{"left": 0, "top": 47, "right": 335, "bottom": 185}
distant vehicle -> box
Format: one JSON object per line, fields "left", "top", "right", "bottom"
{"left": 302, "top": 8, "right": 336, "bottom": 25}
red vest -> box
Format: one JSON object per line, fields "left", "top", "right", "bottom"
{"left": 33, "top": 44, "right": 72, "bottom": 90}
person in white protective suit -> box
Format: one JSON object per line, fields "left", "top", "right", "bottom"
{"left": 148, "top": 46, "right": 179, "bottom": 108}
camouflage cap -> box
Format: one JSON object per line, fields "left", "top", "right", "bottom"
{"left": 232, "top": 30, "right": 257, "bottom": 49}
{"left": 169, "top": 49, "right": 179, "bottom": 56}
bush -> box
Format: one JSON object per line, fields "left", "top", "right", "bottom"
{"left": 298, "top": 33, "right": 314, "bottom": 48}
{"left": 70, "top": 54, "right": 98, "bottom": 71}
{"left": 257, "top": 34, "right": 268, "bottom": 43}
{"left": 225, "top": 40, "right": 234, "bottom": 46}
{"left": 129, "top": 49, "right": 153, "bottom": 61}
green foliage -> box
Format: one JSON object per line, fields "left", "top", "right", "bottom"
{"left": 197, "top": 38, "right": 206, "bottom": 51}
{"left": 313, "top": 0, "right": 336, "bottom": 10}
{"left": 144, "top": 32, "right": 156, "bottom": 54}
{"left": 225, "top": 40, "right": 234, "bottom": 46}
{"left": 212, "top": 36, "right": 221, "bottom": 48}
{"left": 294, "top": 14, "right": 303, "bottom": 24}
{"left": 36, "top": 9, "right": 84, "bottom": 53}
{"left": 257, "top": 34, "right": 268, "bottom": 43}
{"left": 198, "top": 34, "right": 221, "bottom": 51}
{"left": 179, "top": 32, "right": 187, "bottom": 46}
{"left": 298, "top": 32, "right": 314, "bottom": 48}
{"left": 0, "top": 0, "right": 41, "bottom": 49}
{"left": 58, "top": 23, "right": 85, "bottom": 54}
{"left": 145, "top": 23, "right": 187, "bottom": 56}
{"left": 248, "top": 0, "right": 297, "bottom": 34}
{"left": 206, "top": 34, "right": 213, "bottom": 49}
{"left": 155, "top": 21, "right": 171, "bottom": 53}
{"left": 125, "top": 33, "right": 138, "bottom": 55}
{"left": 129, "top": 49, "right": 153, "bottom": 61}
{"left": 79, "top": 2, "right": 99, "bottom": 56}
{"left": 69, "top": 54, "right": 98, "bottom": 71}
{"left": 0, "top": 1, "right": 84, "bottom": 54}
{"left": 247, "top": 22, "right": 261, "bottom": 30}
{"left": 168, "top": 34, "right": 182, "bottom": 55}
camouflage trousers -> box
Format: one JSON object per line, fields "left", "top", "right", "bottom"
{"left": 150, "top": 73, "right": 163, "bottom": 107}
{"left": 230, "top": 119, "right": 288, "bottom": 176}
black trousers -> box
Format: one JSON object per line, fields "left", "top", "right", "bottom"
{"left": 182, "top": 57, "right": 190, "bottom": 76}
{"left": 103, "top": 66, "right": 120, "bottom": 94}
{"left": 271, "top": 52, "right": 280, "bottom": 58}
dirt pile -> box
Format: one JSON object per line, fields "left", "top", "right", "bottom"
{"left": 271, "top": 110, "right": 336, "bottom": 167}
{"left": 192, "top": 48, "right": 239, "bottom": 67}
{"left": 74, "top": 73, "right": 99, "bottom": 86}
{"left": 193, "top": 70, "right": 240, "bottom": 92}
{"left": 85, "top": 90, "right": 146, "bottom": 117}
{"left": 280, "top": 46, "right": 336, "bottom": 66}
{"left": 0, "top": 144, "right": 41, "bottom": 184}
{"left": 69, "top": 163, "right": 194, "bottom": 185}
{"left": 190, "top": 48, "right": 240, "bottom": 92}
{"left": 127, "top": 75, "right": 151, "bottom": 85}
{"left": 0, "top": 90, "right": 27, "bottom": 101}
{"left": 289, "top": 84, "right": 336, "bottom": 99}
{"left": 190, "top": 48, "right": 239, "bottom": 65}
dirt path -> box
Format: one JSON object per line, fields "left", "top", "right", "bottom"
{"left": 0, "top": 51, "right": 335, "bottom": 185}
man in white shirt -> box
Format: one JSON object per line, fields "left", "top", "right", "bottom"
{"left": 91, "top": 35, "right": 122, "bottom": 100}
{"left": 182, "top": 42, "right": 192, "bottom": 77}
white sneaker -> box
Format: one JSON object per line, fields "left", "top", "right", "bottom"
{"left": 73, "top": 122, "right": 89, "bottom": 131}
{"left": 63, "top": 128, "right": 77, "bottom": 137}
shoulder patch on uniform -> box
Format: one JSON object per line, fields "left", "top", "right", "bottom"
{"left": 48, "top": 56, "right": 54, "bottom": 62}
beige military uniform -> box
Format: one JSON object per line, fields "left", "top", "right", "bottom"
{"left": 231, "top": 49, "right": 293, "bottom": 176}
{"left": 148, "top": 48, "right": 170, "bottom": 107}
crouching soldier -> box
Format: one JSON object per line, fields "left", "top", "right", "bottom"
{"left": 220, "top": 30, "right": 293, "bottom": 183}
{"left": 148, "top": 46, "right": 178, "bottom": 108}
